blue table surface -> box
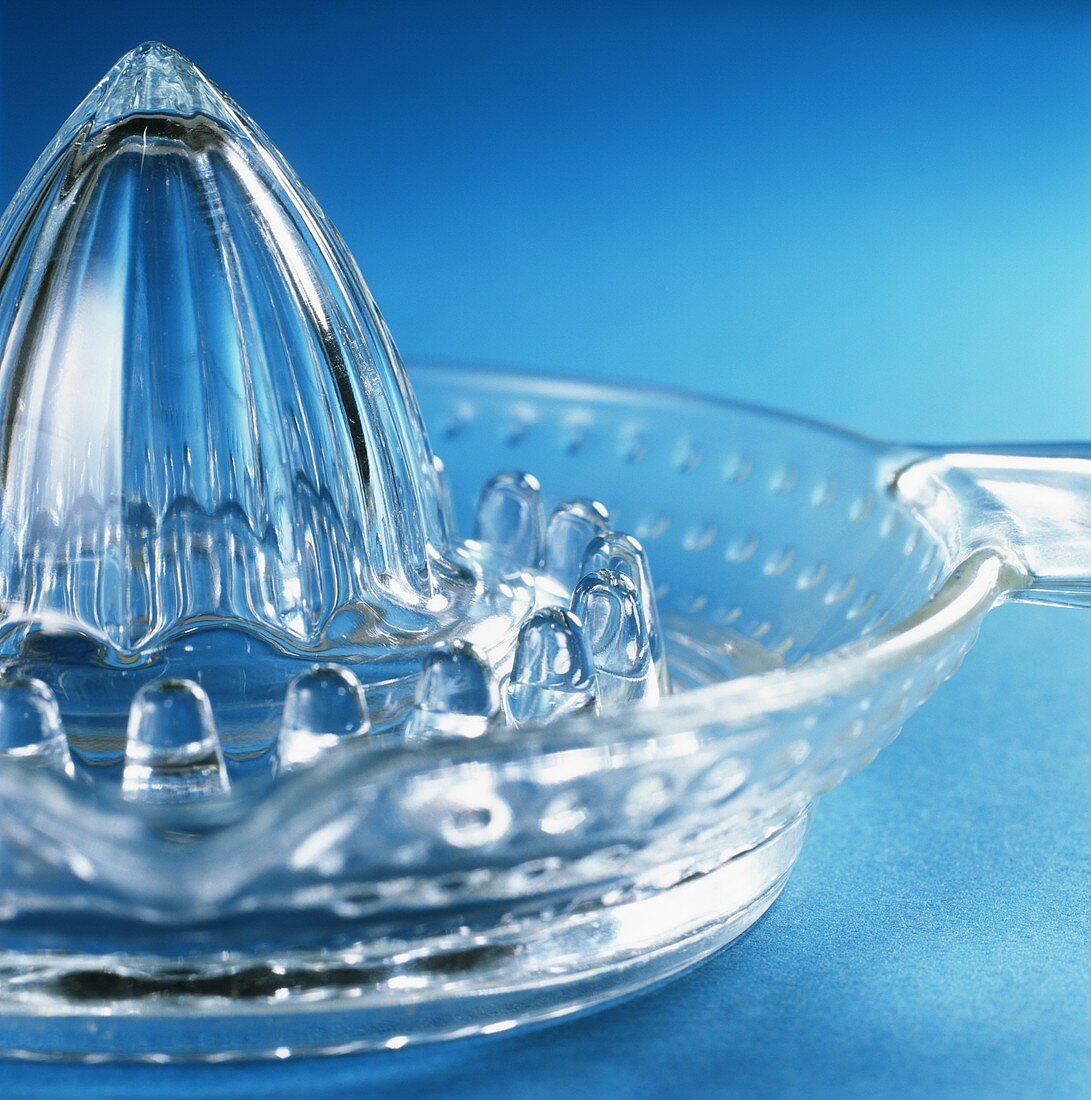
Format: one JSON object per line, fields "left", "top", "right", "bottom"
{"left": 1, "top": 3, "right": 1090, "bottom": 1096}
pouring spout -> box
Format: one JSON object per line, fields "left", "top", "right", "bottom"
{"left": 895, "top": 445, "right": 1091, "bottom": 609}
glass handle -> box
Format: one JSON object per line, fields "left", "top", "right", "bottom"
{"left": 894, "top": 445, "right": 1091, "bottom": 609}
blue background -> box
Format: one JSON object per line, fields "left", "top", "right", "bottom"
{"left": 1, "top": 2, "right": 1089, "bottom": 1096}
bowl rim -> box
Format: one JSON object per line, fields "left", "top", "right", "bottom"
{"left": 408, "top": 357, "right": 1019, "bottom": 730}
{"left": 0, "top": 360, "right": 1020, "bottom": 907}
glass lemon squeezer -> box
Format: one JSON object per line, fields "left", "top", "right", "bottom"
{"left": 0, "top": 44, "right": 1085, "bottom": 1060}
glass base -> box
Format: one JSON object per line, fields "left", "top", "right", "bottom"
{"left": 0, "top": 813, "right": 807, "bottom": 1062}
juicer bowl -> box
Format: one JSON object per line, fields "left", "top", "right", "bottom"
{"left": 2, "top": 358, "right": 1079, "bottom": 1061}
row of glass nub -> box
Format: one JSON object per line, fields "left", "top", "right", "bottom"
{"left": 0, "top": 469, "right": 670, "bottom": 805}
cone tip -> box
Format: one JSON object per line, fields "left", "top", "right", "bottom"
{"left": 95, "top": 41, "right": 225, "bottom": 126}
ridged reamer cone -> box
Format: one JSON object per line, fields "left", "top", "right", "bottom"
{"left": 0, "top": 43, "right": 457, "bottom": 657}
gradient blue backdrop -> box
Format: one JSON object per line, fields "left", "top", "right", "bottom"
{"left": 0, "top": 3, "right": 1089, "bottom": 1097}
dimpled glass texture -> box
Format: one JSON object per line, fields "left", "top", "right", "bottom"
{"left": 0, "top": 43, "right": 1086, "bottom": 1061}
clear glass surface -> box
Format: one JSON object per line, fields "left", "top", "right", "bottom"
{"left": 0, "top": 42, "right": 523, "bottom": 741}
{"left": 0, "top": 360, "right": 1018, "bottom": 1059}
{"left": 0, "top": 42, "right": 1085, "bottom": 1061}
